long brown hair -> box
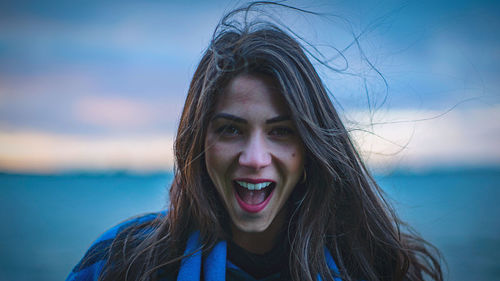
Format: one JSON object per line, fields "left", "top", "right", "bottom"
{"left": 98, "top": 2, "right": 443, "bottom": 281}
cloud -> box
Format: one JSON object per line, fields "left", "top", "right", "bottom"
{"left": 348, "top": 106, "right": 500, "bottom": 170}
{"left": 0, "top": 107, "right": 498, "bottom": 173}
{"left": 0, "top": 130, "right": 174, "bottom": 173}
{"left": 0, "top": 72, "right": 184, "bottom": 134}
{"left": 72, "top": 96, "right": 162, "bottom": 130}
{"left": 0, "top": 1, "right": 499, "bottom": 173}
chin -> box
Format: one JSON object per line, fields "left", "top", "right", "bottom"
{"left": 230, "top": 210, "right": 274, "bottom": 233}
{"left": 234, "top": 219, "right": 271, "bottom": 233}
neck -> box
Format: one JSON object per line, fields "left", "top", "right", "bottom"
{"left": 231, "top": 207, "right": 288, "bottom": 254}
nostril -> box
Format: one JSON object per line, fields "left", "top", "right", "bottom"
{"left": 238, "top": 135, "right": 271, "bottom": 169}
{"left": 239, "top": 151, "right": 271, "bottom": 169}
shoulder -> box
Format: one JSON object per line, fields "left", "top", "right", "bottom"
{"left": 66, "top": 211, "right": 166, "bottom": 281}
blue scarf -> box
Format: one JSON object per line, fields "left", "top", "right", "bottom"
{"left": 177, "top": 231, "right": 342, "bottom": 281}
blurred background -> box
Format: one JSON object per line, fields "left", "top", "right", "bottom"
{"left": 0, "top": 0, "right": 499, "bottom": 280}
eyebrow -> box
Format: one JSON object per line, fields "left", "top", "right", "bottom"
{"left": 266, "top": 115, "right": 291, "bottom": 124}
{"left": 211, "top": 113, "right": 247, "bottom": 123}
{"left": 211, "top": 113, "right": 291, "bottom": 124}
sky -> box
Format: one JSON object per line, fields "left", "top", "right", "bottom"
{"left": 0, "top": 0, "right": 499, "bottom": 173}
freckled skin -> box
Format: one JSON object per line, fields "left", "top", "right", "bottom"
{"left": 204, "top": 74, "right": 305, "bottom": 253}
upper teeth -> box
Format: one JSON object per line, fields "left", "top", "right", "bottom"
{"left": 236, "top": 181, "right": 272, "bottom": 190}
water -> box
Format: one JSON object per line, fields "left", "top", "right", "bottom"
{"left": 0, "top": 172, "right": 171, "bottom": 281}
{"left": 377, "top": 169, "right": 500, "bottom": 280}
{"left": 0, "top": 169, "right": 498, "bottom": 281}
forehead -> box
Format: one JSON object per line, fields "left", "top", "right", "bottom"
{"left": 214, "top": 73, "right": 289, "bottom": 115}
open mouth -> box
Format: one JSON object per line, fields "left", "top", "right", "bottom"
{"left": 233, "top": 180, "right": 276, "bottom": 213}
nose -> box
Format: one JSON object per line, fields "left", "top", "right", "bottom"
{"left": 239, "top": 133, "right": 271, "bottom": 170}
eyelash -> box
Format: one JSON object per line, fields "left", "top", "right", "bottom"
{"left": 215, "top": 124, "right": 241, "bottom": 136}
{"left": 269, "top": 127, "right": 294, "bottom": 137}
{"left": 215, "top": 124, "right": 294, "bottom": 138}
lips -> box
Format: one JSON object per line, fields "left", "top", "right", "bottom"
{"left": 233, "top": 179, "right": 275, "bottom": 213}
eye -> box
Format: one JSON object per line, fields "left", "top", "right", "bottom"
{"left": 215, "top": 124, "right": 241, "bottom": 137}
{"left": 269, "top": 126, "right": 294, "bottom": 137}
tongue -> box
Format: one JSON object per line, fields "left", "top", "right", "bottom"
{"left": 235, "top": 184, "right": 269, "bottom": 205}
{"left": 240, "top": 189, "right": 267, "bottom": 205}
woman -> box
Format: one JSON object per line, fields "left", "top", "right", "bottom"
{"left": 67, "top": 3, "right": 443, "bottom": 281}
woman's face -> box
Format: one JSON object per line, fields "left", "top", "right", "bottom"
{"left": 205, "top": 73, "right": 305, "bottom": 234}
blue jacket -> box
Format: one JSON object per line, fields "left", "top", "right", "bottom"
{"left": 66, "top": 212, "right": 342, "bottom": 281}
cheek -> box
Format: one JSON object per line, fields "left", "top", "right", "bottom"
{"left": 205, "top": 139, "right": 233, "bottom": 181}
{"left": 205, "top": 144, "right": 222, "bottom": 173}
{"left": 291, "top": 151, "right": 305, "bottom": 173}
{"left": 205, "top": 142, "right": 236, "bottom": 201}
{"left": 281, "top": 144, "right": 305, "bottom": 173}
